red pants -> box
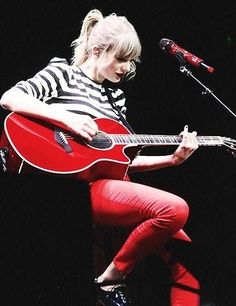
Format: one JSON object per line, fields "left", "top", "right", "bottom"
{"left": 90, "top": 179, "right": 200, "bottom": 306}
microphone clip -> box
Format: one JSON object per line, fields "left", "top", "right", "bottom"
{"left": 174, "top": 52, "right": 189, "bottom": 66}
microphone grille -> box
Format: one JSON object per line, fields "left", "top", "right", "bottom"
{"left": 159, "top": 38, "right": 173, "bottom": 52}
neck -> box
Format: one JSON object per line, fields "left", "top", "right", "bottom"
{"left": 79, "top": 60, "right": 104, "bottom": 83}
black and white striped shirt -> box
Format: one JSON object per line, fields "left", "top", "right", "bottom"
{"left": 14, "top": 57, "right": 127, "bottom": 122}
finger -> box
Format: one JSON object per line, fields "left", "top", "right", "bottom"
{"left": 80, "top": 130, "right": 94, "bottom": 142}
{"left": 180, "top": 124, "right": 189, "bottom": 136}
{"left": 184, "top": 124, "right": 189, "bottom": 132}
{"left": 84, "top": 125, "right": 98, "bottom": 136}
{"left": 191, "top": 131, "right": 199, "bottom": 149}
{"left": 87, "top": 118, "right": 98, "bottom": 131}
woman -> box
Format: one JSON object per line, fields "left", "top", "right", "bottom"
{"left": 1, "top": 9, "right": 200, "bottom": 306}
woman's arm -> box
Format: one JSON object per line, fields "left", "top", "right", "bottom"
{"left": 128, "top": 125, "right": 198, "bottom": 173}
{"left": 0, "top": 89, "right": 98, "bottom": 141}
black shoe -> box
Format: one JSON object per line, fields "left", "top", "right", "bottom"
{"left": 95, "top": 280, "right": 131, "bottom": 306}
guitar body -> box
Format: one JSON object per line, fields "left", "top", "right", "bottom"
{"left": 1, "top": 112, "right": 235, "bottom": 181}
{"left": 2, "top": 113, "right": 139, "bottom": 182}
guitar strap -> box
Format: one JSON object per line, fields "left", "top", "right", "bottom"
{"left": 104, "top": 87, "right": 136, "bottom": 134}
{"left": 105, "top": 87, "right": 141, "bottom": 167}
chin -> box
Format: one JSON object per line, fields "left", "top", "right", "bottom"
{"left": 107, "top": 78, "right": 119, "bottom": 83}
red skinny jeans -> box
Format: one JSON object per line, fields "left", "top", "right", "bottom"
{"left": 90, "top": 179, "right": 200, "bottom": 306}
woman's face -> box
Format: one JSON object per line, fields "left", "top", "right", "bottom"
{"left": 96, "top": 50, "right": 131, "bottom": 83}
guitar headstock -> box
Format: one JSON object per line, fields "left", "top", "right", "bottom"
{"left": 222, "top": 137, "right": 236, "bottom": 157}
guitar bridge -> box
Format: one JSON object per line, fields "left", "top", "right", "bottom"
{"left": 54, "top": 129, "right": 73, "bottom": 153}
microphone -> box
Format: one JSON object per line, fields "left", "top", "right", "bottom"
{"left": 159, "top": 38, "right": 214, "bottom": 73}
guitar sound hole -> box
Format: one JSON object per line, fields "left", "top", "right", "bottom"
{"left": 87, "top": 131, "right": 113, "bottom": 149}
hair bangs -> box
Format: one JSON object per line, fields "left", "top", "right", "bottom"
{"left": 114, "top": 31, "right": 141, "bottom": 62}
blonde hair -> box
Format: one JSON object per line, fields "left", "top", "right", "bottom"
{"left": 71, "top": 9, "right": 142, "bottom": 80}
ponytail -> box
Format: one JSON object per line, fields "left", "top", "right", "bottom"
{"left": 71, "top": 9, "right": 103, "bottom": 66}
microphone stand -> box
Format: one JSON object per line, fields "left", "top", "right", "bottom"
{"left": 175, "top": 54, "right": 236, "bottom": 120}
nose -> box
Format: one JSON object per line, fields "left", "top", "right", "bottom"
{"left": 121, "top": 61, "right": 131, "bottom": 73}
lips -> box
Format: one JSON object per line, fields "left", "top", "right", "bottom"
{"left": 115, "top": 73, "right": 124, "bottom": 79}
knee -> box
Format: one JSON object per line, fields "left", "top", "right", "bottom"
{"left": 158, "top": 197, "right": 189, "bottom": 230}
{"left": 173, "top": 198, "right": 189, "bottom": 229}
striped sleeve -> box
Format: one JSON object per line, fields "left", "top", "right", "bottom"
{"left": 13, "top": 57, "right": 70, "bottom": 102}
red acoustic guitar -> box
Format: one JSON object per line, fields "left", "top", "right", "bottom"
{"left": 1, "top": 112, "right": 235, "bottom": 182}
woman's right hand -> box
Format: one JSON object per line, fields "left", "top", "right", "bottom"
{"left": 62, "top": 112, "right": 98, "bottom": 142}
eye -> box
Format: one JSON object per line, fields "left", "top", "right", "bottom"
{"left": 116, "top": 57, "right": 131, "bottom": 63}
{"left": 117, "top": 57, "right": 127, "bottom": 62}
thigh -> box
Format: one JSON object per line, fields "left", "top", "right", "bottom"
{"left": 89, "top": 179, "right": 185, "bottom": 226}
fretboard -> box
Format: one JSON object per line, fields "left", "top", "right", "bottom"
{"left": 110, "top": 134, "right": 224, "bottom": 146}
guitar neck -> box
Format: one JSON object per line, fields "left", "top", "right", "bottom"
{"left": 110, "top": 134, "right": 225, "bottom": 147}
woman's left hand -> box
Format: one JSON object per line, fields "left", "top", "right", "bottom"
{"left": 172, "top": 125, "right": 199, "bottom": 165}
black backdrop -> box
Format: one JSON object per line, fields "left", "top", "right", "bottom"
{"left": 0, "top": 1, "right": 236, "bottom": 305}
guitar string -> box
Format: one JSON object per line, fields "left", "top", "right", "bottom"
{"left": 63, "top": 133, "right": 229, "bottom": 146}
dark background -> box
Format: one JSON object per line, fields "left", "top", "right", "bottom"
{"left": 0, "top": 1, "right": 235, "bottom": 305}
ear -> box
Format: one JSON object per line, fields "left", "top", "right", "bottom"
{"left": 91, "top": 46, "right": 100, "bottom": 57}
